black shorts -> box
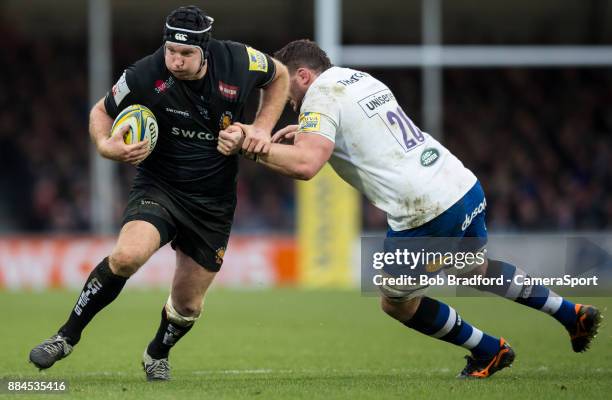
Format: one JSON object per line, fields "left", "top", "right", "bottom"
{"left": 122, "top": 179, "right": 236, "bottom": 272}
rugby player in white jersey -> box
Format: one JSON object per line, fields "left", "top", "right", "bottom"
{"left": 221, "top": 39, "right": 601, "bottom": 379}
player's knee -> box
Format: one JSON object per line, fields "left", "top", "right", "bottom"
{"left": 108, "top": 248, "right": 146, "bottom": 277}
{"left": 173, "top": 302, "right": 202, "bottom": 318}
{"left": 166, "top": 296, "right": 202, "bottom": 326}
{"left": 380, "top": 296, "right": 421, "bottom": 321}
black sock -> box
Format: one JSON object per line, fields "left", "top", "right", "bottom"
{"left": 147, "top": 307, "right": 194, "bottom": 359}
{"left": 58, "top": 257, "right": 128, "bottom": 345}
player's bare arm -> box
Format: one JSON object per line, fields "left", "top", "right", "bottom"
{"left": 89, "top": 98, "right": 149, "bottom": 165}
{"left": 241, "top": 58, "right": 289, "bottom": 154}
{"left": 238, "top": 123, "right": 334, "bottom": 180}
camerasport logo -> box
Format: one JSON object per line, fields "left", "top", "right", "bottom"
{"left": 154, "top": 76, "right": 175, "bottom": 94}
{"left": 218, "top": 81, "right": 239, "bottom": 100}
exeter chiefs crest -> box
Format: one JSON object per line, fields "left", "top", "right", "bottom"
{"left": 215, "top": 247, "right": 226, "bottom": 265}
{"left": 219, "top": 111, "right": 233, "bottom": 130}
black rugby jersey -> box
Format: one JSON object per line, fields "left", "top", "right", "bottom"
{"left": 104, "top": 39, "right": 276, "bottom": 197}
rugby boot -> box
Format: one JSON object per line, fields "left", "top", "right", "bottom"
{"left": 143, "top": 349, "right": 171, "bottom": 381}
{"left": 567, "top": 304, "right": 602, "bottom": 353}
{"left": 457, "top": 338, "right": 515, "bottom": 379}
{"left": 29, "top": 334, "right": 73, "bottom": 370}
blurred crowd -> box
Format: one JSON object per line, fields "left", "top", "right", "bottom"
{"left": 1, "top": 32, "right": 610, "bottom": 233}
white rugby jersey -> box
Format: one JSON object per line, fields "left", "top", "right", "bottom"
{"left": 297, "top": 66, "right": 477, "bottom": 231}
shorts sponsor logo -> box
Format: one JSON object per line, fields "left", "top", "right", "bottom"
{"left": 154, "top": 76, "right": 175, "bottom": 94}
{"left": 174, "top": 33, "right": 188, "bottom": 42}
{"left": 219, "top": 111, "right": 233, "bottom": 130}
{"left": 112, "top": 72, "right": 130, "bottom": 105}
{"left": 215, "top": 247, "right": 226, "bottom": 265}
{"left": 218, "top": 81, "right": 239, "bottom": 100}
{"left": 246, "top": 46, "right": 268, "bottom": 72}
{"left": 298, "top": 112, "right": 321, "bottom": 132}
{"left": 461, "top": 198, "right": 487, "bottom": 231}
{"left": 420, "top": 148, "right": 440, "bottom": 167}
{"left": 171, "top": 126, "right": 216, "bottom": 141}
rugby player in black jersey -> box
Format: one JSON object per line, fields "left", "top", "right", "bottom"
{"left": 29, "top": 6, "right": 288, "bottom": 381}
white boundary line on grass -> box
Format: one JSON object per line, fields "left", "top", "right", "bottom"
{"left": 36, "top": 366, "right": 612, "bottom": 378}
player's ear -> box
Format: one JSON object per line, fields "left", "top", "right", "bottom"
{"left": 296, "top": 68, "right": 307, "bottom": 81}
{"left": 296, "top": 68, "right": 312, "bottom": 86}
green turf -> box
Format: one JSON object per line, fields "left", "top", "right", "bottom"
{"left": 0, "top": 289, "right": 610, "bottom": 399}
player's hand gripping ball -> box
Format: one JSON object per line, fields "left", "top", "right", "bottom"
{"left": 111, "top": 104, "right": 158, "bottom": 157}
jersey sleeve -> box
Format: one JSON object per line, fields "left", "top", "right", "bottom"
{"left": 227, "top": 42, "right": 276, "bottom": 89}
{"left": 104, "top": 66, "right": 138, "bottom": 118}
{"left": 297, "top": 86, "right": 341, "bottom": 143}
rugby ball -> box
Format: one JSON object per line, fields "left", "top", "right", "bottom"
{"left": 111, "top": 104, "right": 158, "bottom": 154}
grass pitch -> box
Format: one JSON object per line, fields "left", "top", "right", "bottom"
{"left": 1, "top": 289, "right": 610, "bottom": 399}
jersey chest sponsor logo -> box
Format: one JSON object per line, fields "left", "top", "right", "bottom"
{"left": 298, "top": 112, "right": 321, "bottom": 132}
{"left": 337, "top": 72, "right": 368, "bottom": 87}
{"left": 154, "top": 76, "right": 175, "bottom": 94}
{"left": 420, "top": 148, "right": 440, "bottom": 167}
{"left": 462, "top": 198, "right": 487, "bottom": 231}
{"left": 171, "top": 126, "right": 216, "bottom": 141}
{"left": 218, "top": 81, "right": 239, "bottom": 100}
{"left": 246, "top": 46, "right": 268, "bottom": 72}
